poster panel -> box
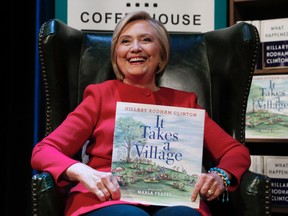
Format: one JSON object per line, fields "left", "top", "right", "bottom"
{"left": 66, "top": 0, "right": 215, "bottom": 32}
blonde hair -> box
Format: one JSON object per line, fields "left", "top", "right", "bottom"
{"left": 111, "top": 11, "right": 170, "bottom": 83}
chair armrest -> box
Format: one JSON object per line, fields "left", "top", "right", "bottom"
{"left": 231, "top": 170, "right": 271, "bottom": 216}
{"left": 31, "top": 172, "right": 67, "bottom": 216}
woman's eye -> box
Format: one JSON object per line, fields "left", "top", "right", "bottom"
{"left": 143, "top": 37, "right": 152, "bottom": 42}
{"left": 120, "top": 39, "right": 130, "bottom": 44}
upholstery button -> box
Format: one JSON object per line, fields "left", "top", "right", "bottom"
{"left": 145, "top": 92, "right": 151, "bottom": 96}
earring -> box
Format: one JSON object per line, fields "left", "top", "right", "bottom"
{"left": 159, "top": 59, "right": 162, "bottom": 67}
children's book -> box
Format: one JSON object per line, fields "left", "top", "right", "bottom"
{"left": 245, "top": 74, "right": 288, "bottom": 139}
{"left": 111, "top": 102, "right": 205, "bottom": 208}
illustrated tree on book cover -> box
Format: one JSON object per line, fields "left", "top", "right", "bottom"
{"left": 113, "top": 116, "right": 147, "bottom": 163}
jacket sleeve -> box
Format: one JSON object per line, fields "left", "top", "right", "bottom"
{"left": 31, "top": 84, "right": 101, "bottom": 186}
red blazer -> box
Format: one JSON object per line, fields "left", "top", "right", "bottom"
{"left": 31, "top": 80, "right": 251, "bottom": 216}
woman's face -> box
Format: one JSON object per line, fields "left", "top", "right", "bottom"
{"left": 115, "top": 20, "right": 162, "bottom": 85}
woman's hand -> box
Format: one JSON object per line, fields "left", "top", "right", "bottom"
{"left": 63, "top": 163, "right": 121, "bottom": 202}
{"left": 191, "top": 170, "right": 231, "bottom": 202}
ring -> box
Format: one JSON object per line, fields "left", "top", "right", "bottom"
{"left": 207, "top": 189, "right": 214, "bottom": 196}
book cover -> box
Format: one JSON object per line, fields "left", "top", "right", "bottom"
{"left": 260, "top": 18, "right": 288, "bottom": 69}
{"left": 111, "top": 102, "right": 205, "bottom": 208}
{"left": 263, "top": 156, "right": 288, "bottom": 208}
{"left": 245, "top": 74, "right": 288, "bottom": 139}
{"left": 249, "top": 155, "right": 264, "bottom": 175}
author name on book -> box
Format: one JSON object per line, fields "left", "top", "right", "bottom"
{"left": 125, "top": 106, "right": 199, "bottom": 117}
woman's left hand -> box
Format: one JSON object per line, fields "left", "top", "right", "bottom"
{"left": 191, "top": 172, "right": 227, "bottom": 202}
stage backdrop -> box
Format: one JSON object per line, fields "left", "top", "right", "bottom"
{"left": 55, "top": 0, "right": 227, "bottom": 32}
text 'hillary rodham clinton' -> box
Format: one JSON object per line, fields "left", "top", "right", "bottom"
{"left": 125, "top": 106, "right": 199, "bottom": 117}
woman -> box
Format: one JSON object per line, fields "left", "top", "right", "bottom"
{"left": 31, "top": 11, "right": 251, "bottom": 216}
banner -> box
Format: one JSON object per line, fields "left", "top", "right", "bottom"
{"left": 62, "top": 0, "right": 217, "bottom": 33}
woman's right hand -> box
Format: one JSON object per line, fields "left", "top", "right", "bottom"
{"left": 63, "top": 163, "right": 121, "bottom": 202}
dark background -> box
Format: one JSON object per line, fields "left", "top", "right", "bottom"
{"left": 7, "top": 1, "right": 53, "bottom": 215}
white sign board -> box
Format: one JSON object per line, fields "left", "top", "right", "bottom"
{"left": 68, "top": 0, "right": 214, "bottom": 32}
{"left": 264, "top": 156, "right": 288, "bottom": 179}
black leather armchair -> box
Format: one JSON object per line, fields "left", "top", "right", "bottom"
{"left": 31, "top": 19, "right": 271, "bottom": 216}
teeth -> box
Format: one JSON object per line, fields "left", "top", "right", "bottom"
{"left": 129, "top": 57, "right": 145, "bottom": 62}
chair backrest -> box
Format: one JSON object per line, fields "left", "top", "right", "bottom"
{"left": 38, "top": 19, "right": 259, "bottom": 145}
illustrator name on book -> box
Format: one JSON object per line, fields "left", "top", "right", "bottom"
{"left": 137, "top": 189, "right": 172, "bottom": 197}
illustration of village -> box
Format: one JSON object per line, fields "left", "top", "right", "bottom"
{"left": 112, "top": 156, "right": 199, "bottom": 195}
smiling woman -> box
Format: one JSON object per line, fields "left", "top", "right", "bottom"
{"left": 31, "top": 11, "right": 253, "bottom": 216}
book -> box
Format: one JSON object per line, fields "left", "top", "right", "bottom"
{"left": 249, "top": 155, "right": 288, "bottom": 208}
{"left": 263, "top": 156, "right": 288, "bottom": 208}
{"left": 249, "top": 155, "right": 264, "bottom": 175}
{"left": 111, "top": 101, "right": 205, "bottom": 208}
{"left": 245, "top": 74, "right": 288, "bottom": 139}
{"left": 260, "top": 18, "right": 288, "bottom": 69}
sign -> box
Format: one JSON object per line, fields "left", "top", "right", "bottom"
{"left": 67, "top": 0, "right": 215, "bottom": 32}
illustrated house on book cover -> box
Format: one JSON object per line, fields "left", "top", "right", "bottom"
{"left": 111, "top": 102, "right": 205, "bottom": 208}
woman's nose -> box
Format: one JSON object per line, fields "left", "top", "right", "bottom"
{"left": 130, "top": 41, "right": 142, "bottom": 52}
